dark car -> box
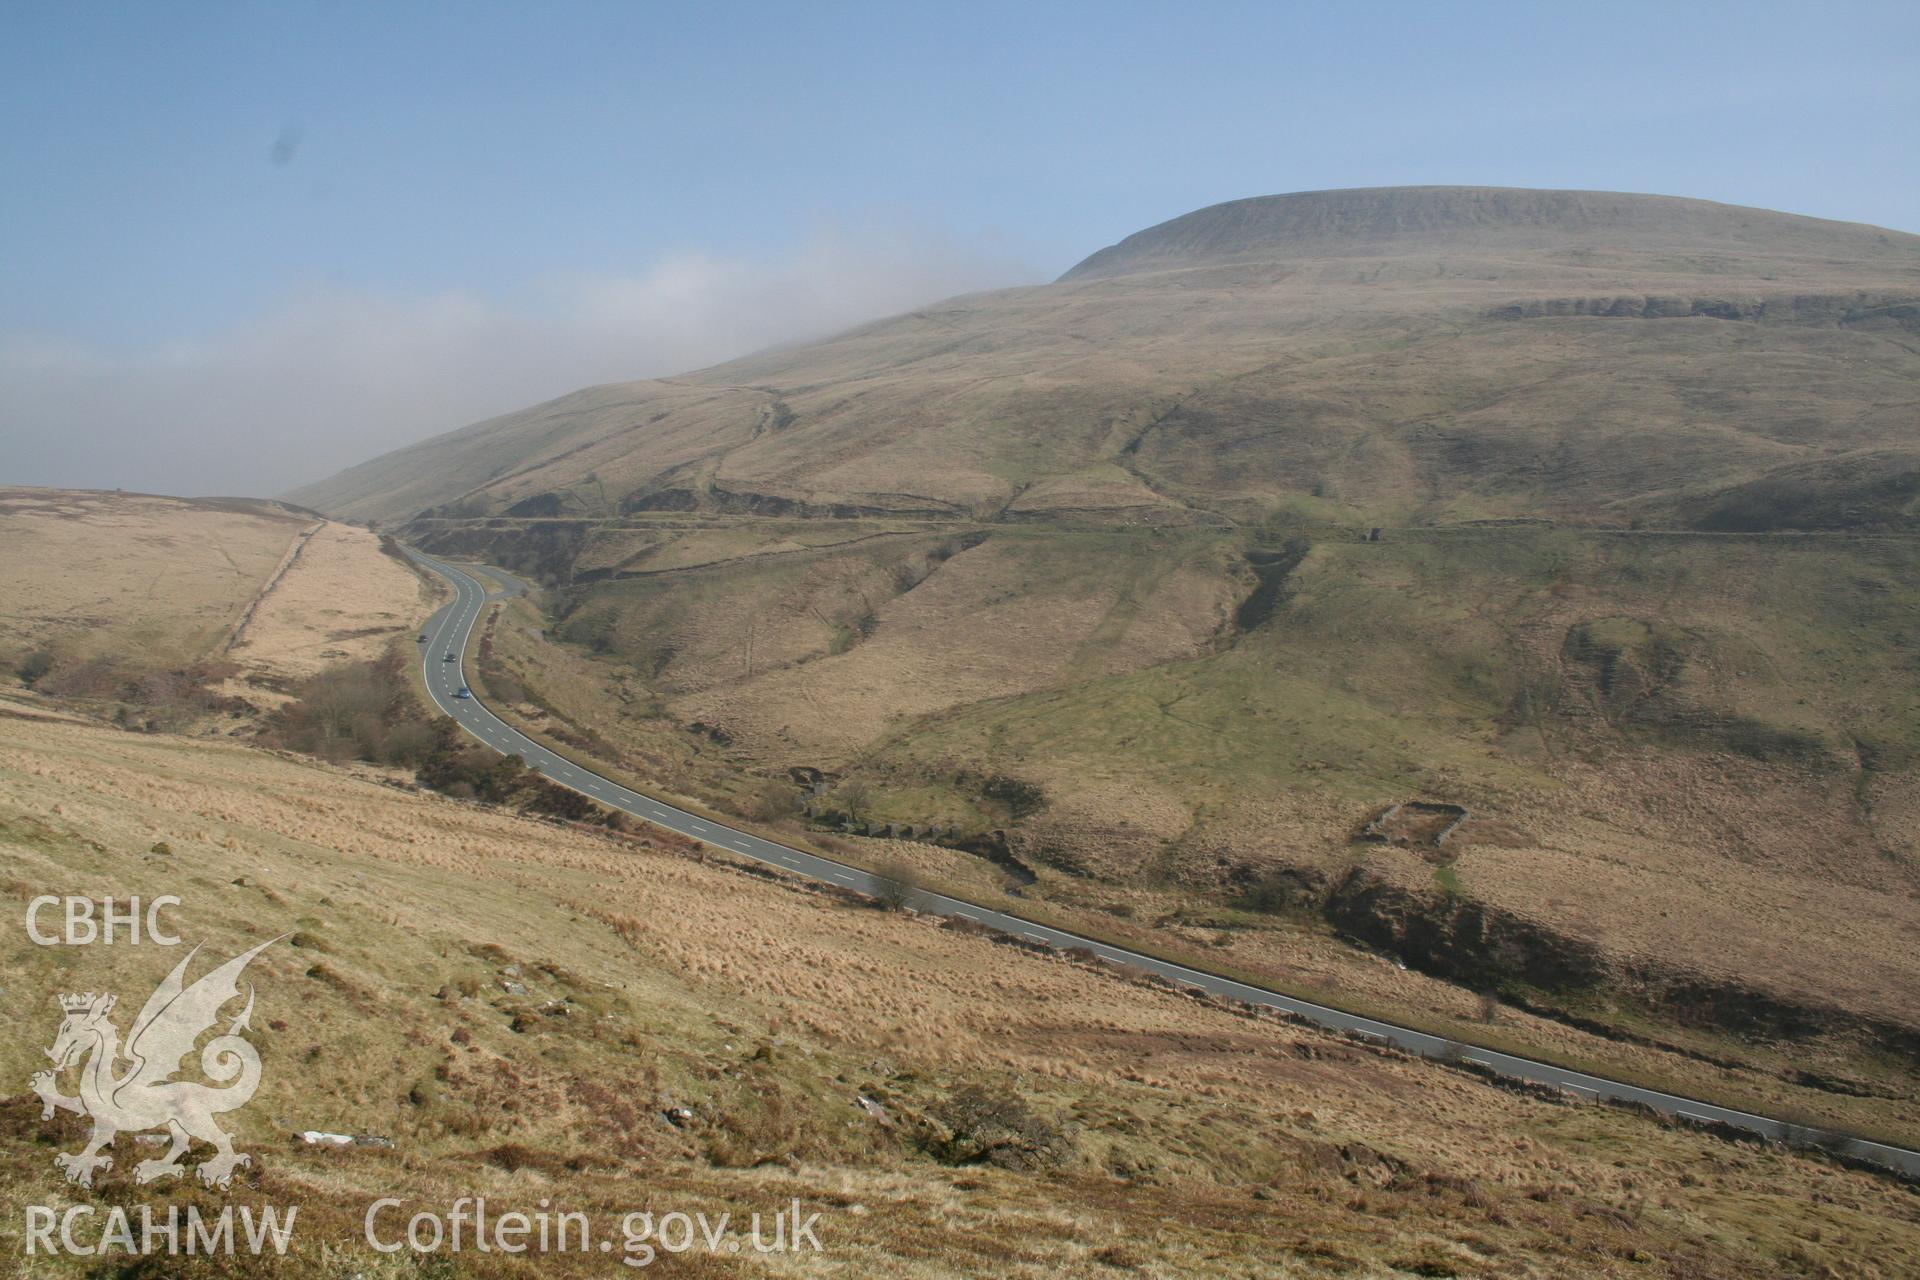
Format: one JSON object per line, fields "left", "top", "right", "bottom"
{"left": 443, "top": 653, "right": 456, "bottom": 661}
{"left": 417, "top": 634, "right": 428, "bottom": 643}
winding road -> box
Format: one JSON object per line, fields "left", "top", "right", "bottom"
{"left": 407, "top": 548, "right": 1920, "bottom": 1178}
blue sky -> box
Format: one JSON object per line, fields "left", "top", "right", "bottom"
{"left": 3, "top": 0, "right": 1917, "bottom": 494}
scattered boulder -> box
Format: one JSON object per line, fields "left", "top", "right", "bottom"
{"left": 299, "top": 1131, "right": 353, "bottom": 1147}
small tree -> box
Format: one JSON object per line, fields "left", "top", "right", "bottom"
{"left": 837, "top": 780, "right": 873, "bottom": 823}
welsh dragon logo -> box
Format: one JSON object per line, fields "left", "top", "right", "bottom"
{"left": 30, "top": 937, "right": 282, "bottom": 1189}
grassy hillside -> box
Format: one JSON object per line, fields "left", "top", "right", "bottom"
{"left": 429, "top": 518, "right": 1920, "bottom": 1142}
{"left": 281, "top": 189, "right": 1920, "bottom": 1163}
{"left": 4, "top": 698, "right": 1917, "bottom": 1276}
{"left": 0, "top": 487, "right": 438, "bottom": 727}
{"left": 0, "top": 488, "right": 311, "bottom": 678}
{"left": 286, "top": 187, "right": 1920, "bottom": 531}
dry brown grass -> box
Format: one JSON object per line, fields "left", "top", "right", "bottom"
{"left": 668, "top": 531, "right": 1237, "bottom": 757}
{"left": 0, "top": 488, "right": 441, "bottom": 742}
{"left": 225, "top": 520, "right": 438, "bottom": 695}
{"left": 283, "top": 192, "right": 1920, "bottom": 1145}
{"left": 0, "top": 488, "right": 307, "bottom": 674}
{"left": 4, "top": 703, "right": 1918, "bottom": 1275}
{"left": 450, "top": 523, "right": 1920, "bottom": 1151}
{"left": 291, "top": 188, "right": 1920, "bottom": 531}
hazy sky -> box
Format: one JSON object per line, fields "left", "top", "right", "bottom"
{"left": 4, "top": 1, "right": 1917, "bottom": 498}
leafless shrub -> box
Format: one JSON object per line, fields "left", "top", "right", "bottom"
{"left": 17, "top": 649, "right": 54, "bottom": 685}
{"left": 872, "top": 861, "right": 925, "bottom": 912}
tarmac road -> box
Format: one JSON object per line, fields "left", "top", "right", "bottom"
{"left": 407, "top": 548, "right": 1920, "bottom": 1178}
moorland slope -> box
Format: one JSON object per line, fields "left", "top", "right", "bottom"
{"left": 286, "top": 190, "right": 1920, "bottom": 1141}
{"left": 289, "top": 186, "right": 1920, "bottom": 531}
{"left": 4, "top": 698, "right": 1917, "bottom": 1277}
{"left": 0, "top": 487, "right": 434, "bottom": 723}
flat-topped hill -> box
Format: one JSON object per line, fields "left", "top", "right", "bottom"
{"left": 1061, "top": 185, "right": 1920, "bottom": 279}
{"left": 288, "top": 187, "right": 1920, "bottom": 532}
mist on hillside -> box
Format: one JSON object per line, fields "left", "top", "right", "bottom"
{"left": 0, "top": 223, "right": 1033, "bottom": 500}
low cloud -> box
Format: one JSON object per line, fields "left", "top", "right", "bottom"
{"left": 0, "top": 225, "right": 1034, "bottom": 499}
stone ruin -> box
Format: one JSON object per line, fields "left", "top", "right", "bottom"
{"left": 1360, "top": 800, "right": 1470, "bottom": 848}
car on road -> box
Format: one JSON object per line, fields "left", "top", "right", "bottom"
{"left": 417, "top": 633, "right": 428, "bottom": 642}
{"left": 455, "top": 686, "right": 472, "bottom": 699}
{"left": 443, "top": 653, "right": 456, "bottom": 661}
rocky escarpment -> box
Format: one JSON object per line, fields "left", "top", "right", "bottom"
{"left": 1485, "top": 291, "right": 1920, "bottom": 328}
{"left": 405, "top": 518, "right": 594, "bottom": 587}
{"left": 1322, "top": 869, "right": 1611, "bottom": 993}
{"left": 1318, "top": 868, "right": 1920, "bottom": 1069}
{"left": 619, "top": 484, "right": 966, "bottom": 520}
